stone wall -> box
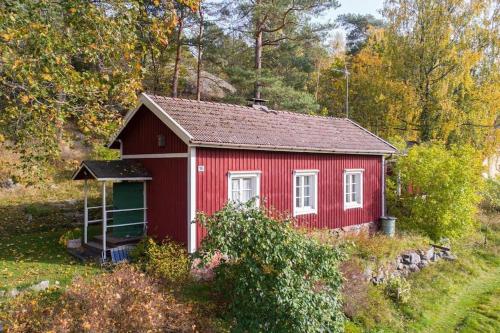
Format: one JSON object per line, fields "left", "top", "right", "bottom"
{"left": 368, "top": 245, "right": 457, "bottom": 284}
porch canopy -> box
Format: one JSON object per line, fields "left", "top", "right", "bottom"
{"left": 72, "top": 160, "right": 151, "bottom": 260}
{"left": 73, "top": 160, "right": 152, "bottom": 182}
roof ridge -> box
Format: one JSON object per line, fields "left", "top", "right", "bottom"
{"left": 144, "top": 93, "right": 346, "bottom": 121}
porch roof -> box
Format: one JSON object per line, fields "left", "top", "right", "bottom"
{"left": 72, "top": 160, "right": 152, "bottom": 181}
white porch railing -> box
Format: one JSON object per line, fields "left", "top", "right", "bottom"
{"left": 83, "top": 180, "right": 148, "bottom": 261}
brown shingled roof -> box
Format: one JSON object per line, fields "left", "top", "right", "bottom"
{"left": 112, "top": 93, "right": 397, "bottom": 155}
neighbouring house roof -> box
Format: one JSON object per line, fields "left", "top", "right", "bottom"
{"left": 110, "top": 93, "right": 397, "bottom": 155}
{"left": 72, "top": 160, "right": 152, "bottom": 181}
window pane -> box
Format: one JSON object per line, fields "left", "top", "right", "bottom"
{"left": 345, "top": 193, "right": 350, "bottom": 202}
{"left": 304, "top": 196, "right": 310, "bottom": 207}
{"left": 304, "top": 176, "right": 310, "bottom": 185}
{"left": 231, "top": 190, "right": 240, "bottom": 201}
{"left": 241, "top": 189, "right": 252, "bottom": 202}
{"left": 296, "top": 197, "right": 301, "bottom": 208}
{"left": 304, "top": 185, "right": 311, "bottom": 196}
{"left": 296, "top": 176, "right": 302, "bottom": 187}
{"left": 231, "top": 179, "right": 239, "bottom": 191}
{"left": 242, "top": 178, "right": 252, "bottom": 190}
{"left": 352, "top": 192, "right": 357, "bottom": 202}
{"left": 351, "top": 182, "right": 356, "bottom": 193}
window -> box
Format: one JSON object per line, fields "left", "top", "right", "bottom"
{"left": 228, "top": 171, "right": 261, "bottom": 205}
{"left": 344, "top": 169, "right": 363, "bottom": 209}
{"left": 293, "top": 170, "right": 318, "bottom": 216}
{"left": 157, "top": 134, "right": 166, "bottom": 147}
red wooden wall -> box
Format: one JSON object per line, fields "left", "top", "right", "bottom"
{"left": 118, "top": 106, "right": 188, "bottom": 244}
{"left": 196, "top": 148, "right": 382, "bottom": 246}
{"left": 119, "top": 105, "right": 187, "bottom": 155}
{"left": 140, "top": 158, "right": 187, "bottom": 244}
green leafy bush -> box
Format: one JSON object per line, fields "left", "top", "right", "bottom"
{"left": 388, "top": 144, "right": 483, "bottom": 240}
{"left": 385, "top": 277, "right": 411, "bottom": 304}
{"left": 481, "top": 178, "right": 500, "bottom": 213}
{"left": 199, "top": 202, "right": 346, "bottom": 333}
{"left": 131, "top": 237, "right": 190, "bottom": 284}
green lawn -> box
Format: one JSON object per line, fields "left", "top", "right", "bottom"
{"left": 0, "top": 181, "right": 102, "bottom": 295}
{"left": 0, "top": 231, "right": 99, "bottom": 292}
{"left": 455, "top": 286, "right": 500, "bottom": 333}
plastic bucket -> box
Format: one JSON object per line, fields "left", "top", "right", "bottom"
{"left": 380, "top": 216, "right": 396, "bottom": 237}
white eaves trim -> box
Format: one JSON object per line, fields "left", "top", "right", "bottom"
{"left": 190, "top": 142, "right": 395, "bottom": 155}
{"left": 108, "top": 93, "right": 193, "bottom": 148}
{"left": 122, "top": 153, "right": 188, "bottom": 159}
{"left": 72, "top": 163, "right": 98, "bottom": 180}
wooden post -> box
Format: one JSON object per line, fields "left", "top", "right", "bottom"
{"left": 143, "top": 181, "right": 147, "bottom": 235}
{"left": 84, "top": 179, "right": 88, "bottom": 244}
{"left": 101, "top": 182, "right": 107, "bottom": 261}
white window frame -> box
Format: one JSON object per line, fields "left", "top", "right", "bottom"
{"left": 344, "top": 169, "right": 364, "bottom": 210}
{"left": 227, "top": 171, "right": 261, "bottom": 206}
{"left": 293, "top": 170, "right": 319, "bottom": 216}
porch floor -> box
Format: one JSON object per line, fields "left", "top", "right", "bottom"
{"left": 68, "top": 235, "right": 143, "bottom": 262}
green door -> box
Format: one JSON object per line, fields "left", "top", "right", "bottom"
{"left": 112, "top": 182, "right": 144, "bottom": 238}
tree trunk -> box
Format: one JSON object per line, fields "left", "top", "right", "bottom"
{"left": 172, "top": 9, "right": 185, "bottom": 98}
{"left": 196, "top": 5, "right": 204, "bottom": 102}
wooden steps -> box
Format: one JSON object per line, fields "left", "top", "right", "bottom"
{"left": 93, "top": 235, "right": 143, "bottom": 247}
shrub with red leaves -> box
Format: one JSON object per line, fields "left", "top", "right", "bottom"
{"left": 3, "top": 265, "right": 197, "bottom": 333}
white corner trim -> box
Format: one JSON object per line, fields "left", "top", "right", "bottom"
{"left": 381, "top": 155, "right": 386, "bottom": 216}
{"left": 187, "top": 147, "right": 197, "bottom": 254}
{"left": 122, "top": 153, "right": 188, "bottom": 159}
{"left": 292, "top": 170, "right": 319, "bottom": 217}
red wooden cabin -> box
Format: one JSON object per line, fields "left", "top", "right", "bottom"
{"left": 74, "top": 93, "right": 397, "bottom": 255}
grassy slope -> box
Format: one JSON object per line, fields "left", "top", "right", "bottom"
{"left": 346, "top": 213, "right": 500, "bottom": 333}
{"left": 0, "top": 180, "right": 101, "bottom": 294}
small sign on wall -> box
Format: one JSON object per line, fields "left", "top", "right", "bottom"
{"left": 198, "top": 165, "right": 205, "bottom": 172}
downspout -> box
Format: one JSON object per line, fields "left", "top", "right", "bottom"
{"left": 381, "top": 155, "right": 386, "bottom": 217}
